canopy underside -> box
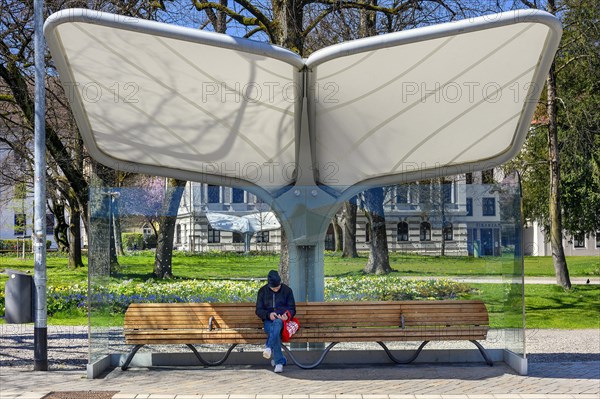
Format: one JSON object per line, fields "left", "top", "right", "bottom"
{"left": 45, "top": 9, "right": 561, "bottom": 196}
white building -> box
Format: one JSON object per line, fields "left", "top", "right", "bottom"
{"left": 0, "top": 183, "right": 58, "bottom": 252}
{"left": 173, "top": 171, "right": 520, "bottom": 257}
{"left": 524, "top": 221, "right": 600, "bottom": 256}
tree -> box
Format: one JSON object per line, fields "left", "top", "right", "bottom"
{"left": 1, "top": 0, "right": 168, "bottom": 269}
{"left": 361, "top": 187, "right": 392, "bottom": 274}
{"left": 154, "top": 178, "right": 186, "bottom": 279}
{"left": 341, "top": 199, "right": 358, "bottom": 258}
{"left": 556, "top": 0, "right": 600, "bottom": 244}
{"left": 332, "top": 214, "right": 343, "bottom": 252}
{"left": 509, "top": 0, "right": 600, "bottom": 289}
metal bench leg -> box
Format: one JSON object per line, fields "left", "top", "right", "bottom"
{"left": 470, "top": 340, "right": 493, "bottom": 366}
{"left": 121, "top": 344, "right": 144, "bottom": 370}
{"left": 281, "top": 342, "right": 339, "bottom": 369}
{"left": 377, "top": 341, "right": 430, "bottom": 364}
{"left": 187, "top": 344, "right": 238, "bottom": 367}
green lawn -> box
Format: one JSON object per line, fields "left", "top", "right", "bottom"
{"left": 1, "top": 251, "right": 597, "bottom": 286}
{"left": 466, "top": 283, "right": 600, "bottom": 329}
{"left": 1, "top": 252, "right": 598, "bottom": 329}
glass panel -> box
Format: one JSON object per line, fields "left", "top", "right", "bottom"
{"left": 88, "top": 182, "right": 114, "bottom": 365}
{"left": 498, "top": 175, "right": 525, "bottom": 357}
{"left": 87, "top": 178, "right": 524, "bottom": 366}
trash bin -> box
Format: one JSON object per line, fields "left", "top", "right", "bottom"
{"left": 4, "top": 270, "right": 33, "bottom": 323}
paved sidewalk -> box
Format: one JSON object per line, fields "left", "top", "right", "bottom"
{"left": 1, "top": 360, "right": 599, "bottom": 399}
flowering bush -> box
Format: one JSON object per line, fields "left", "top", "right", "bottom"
{"left": 325, "top": 276, "right": 473, "bottom": 301}
{"left": 1, "top": 276, "right": 473, "bottom": 319}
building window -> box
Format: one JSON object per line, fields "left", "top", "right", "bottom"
{"left": 176, "top": 224, "right": 181, "bottom": 244}
{"left": 208, "top": 226, "right": 220, "bottom": 243}
{"left": 419, "top": 181, "right": 430, "bottom": 204}
{"left": 365, "top": 223, "right": 371, "bottom": 243}
{"left": 232, "top": 232, "right": 244, "bottom": 243}
{"left": 443, "top": 222, "right": 453, "bottom": 241}
{"left": 232, "top": 188, "right": 244, "bottom": 203}
{"left": 46, "top": 214, "right": 55, "bottom": 235}
{"left": 573, "top": 232, "right": 585, "bottom": 248}
{"left": 465, "top": 173, "right": 473, "bottom": 184}
{"left": 396, "top": 186, "right": 408, "bottom": 204}
{"left": 14, "top": 213, "right": 26, "bottom": 236}
{"left": 420, "top": 222, "right": 431, "bottom": 241}
{"left": 596, "top": 232, "right": 600, "bottom": 248}
{"left": 482, "top": 197, "right": 496, "bottom": 216}
{"left": 466, "top": 198, "right": 473, "bottom": 216}
{"left": 142, "top": 224, "right": 153, "bottom": 237}
{"left": 256, "top": 231, "right": 270, "bottom": 243}
{"left": 442, "top": 181, "right": 453, "bottom": 204}
{"left": 207, "top": 185, "right": 220, "bottom": 203}
{"left": 397, "top": 222, "right": 409, "bottom": 242}
{"left": 482, "top": 169, "right": 495, "bottom": 184}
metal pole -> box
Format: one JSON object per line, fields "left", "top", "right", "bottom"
{"left": 33, "top": 0, "right": 48, "bottom": 371}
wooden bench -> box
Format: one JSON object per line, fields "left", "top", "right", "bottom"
{"left": 122, "top": 300, "right": 492, "bottom": 370}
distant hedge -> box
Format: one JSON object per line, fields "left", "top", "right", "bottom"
{"left": 122, "top": 233, "right": 156, "bottom": 250}
{"left": 0, "top": 239, "right": 51, "bottom": 251}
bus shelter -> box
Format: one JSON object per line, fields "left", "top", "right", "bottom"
{"left": 43, "top": 8, "right": 561, "bottom": 377}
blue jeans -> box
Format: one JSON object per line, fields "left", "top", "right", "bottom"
{"left": 263, "top": 319, "right": 286, "bottom": 365}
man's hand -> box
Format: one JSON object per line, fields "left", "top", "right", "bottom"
{"left": 269, "top": 312, "right": 278, "bottom": 320}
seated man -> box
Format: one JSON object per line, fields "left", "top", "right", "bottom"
{"left": 255, "top": 270, "right": 296, "bottom": 373}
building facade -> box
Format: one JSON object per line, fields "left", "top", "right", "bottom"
{"left": 172, "top": 171, "right": 530, "bottom": 257}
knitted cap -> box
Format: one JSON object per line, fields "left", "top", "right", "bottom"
{"left": 267, "top": 270, "right": 281, "bottom": 287}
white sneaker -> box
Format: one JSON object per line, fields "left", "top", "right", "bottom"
{"left": 271, "top": 360, "right": 275, "bottom": 367}
{"left": 262, "top": 347, "right": 272, "bottom": 359}
{"left": 274, "top": 364, "right": 283, "bottom": 373}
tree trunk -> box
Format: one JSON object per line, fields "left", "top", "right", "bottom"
{"left": 154, "top": 178, "right": 186, "bottom": 279}
{"left": 112, "top": 198, "right": 125, "bottom": 256}
{"left": 68, "top": 203, "right": 84, "bottom": 269}
{"left": 332, "top": 215, "right": 343, "bottom": 252}
{"left": 546, "top": 59, "right": 571, "bottom": 289}
{"left": 342, "top": 200, "right": 358, "bottom": 258}
{"left": 52, "top": 200, "right": 69, "bottom": 253}
{"left": 272, "top": 0, "right": 304, "bottom": 54}
{"left": 90, "top": 162, "right": 119, "bottom": 271}
{"left": 362, "top": 188, "right": 392, "bottom": 274}
{"left": 440, "top": 180, "right": 447, "bottom": 257}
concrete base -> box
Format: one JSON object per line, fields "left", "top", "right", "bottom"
{"left": 86, "top": 348, "right": 526, "bottom": 378}
{"left": 87, "top": 354, "right": 111, "bottom": 379}
{"left": 504, "top": 349, "right": 528, "bottom": 375}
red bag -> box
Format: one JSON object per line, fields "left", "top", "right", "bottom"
{"left": 281, "top": 310, "right": 300, "bottom": 342}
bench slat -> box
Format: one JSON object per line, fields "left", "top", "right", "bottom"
{"left": 123, "top": 300, "right": 489, "bottom": 346}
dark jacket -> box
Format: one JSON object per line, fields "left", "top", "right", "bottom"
{"left": 255, "top": 283, "right": 296, "bottom": 321}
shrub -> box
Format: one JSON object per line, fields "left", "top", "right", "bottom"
{"left": 122, "top": 233, "right": 144, "bottom": 250}
{"left": 0, "top": 239, "right": 51, "bottom": 251}
{"left": 0, "top": 277, "right": 474, "bottom": 319}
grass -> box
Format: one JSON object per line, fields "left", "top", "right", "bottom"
{"left": 1, "top": 252, "right": 598, "bottom": 328}
{"left": 466, "top": 283, "right": 600, "bottom": 329}
{"left": 1, "top": 251, "right": 598, "bottom": 286}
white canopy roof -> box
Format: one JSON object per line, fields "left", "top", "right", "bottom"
{"left": 44, "top": 9, "right": 560, "bottom": 196}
